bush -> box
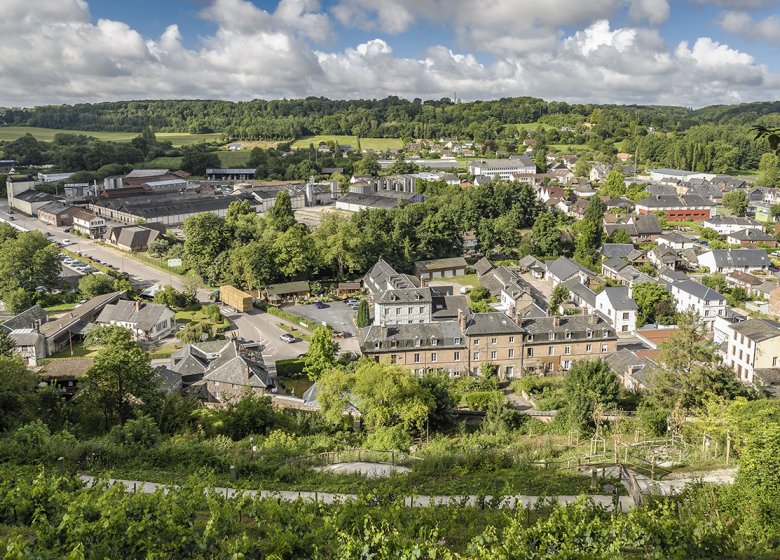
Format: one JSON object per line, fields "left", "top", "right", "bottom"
{"left": 365, "top": 425, "right": 413, "bottom": 452}
{"left": 109, "top": 413, "right": 161, "bottom": 448}
{"left": 462, "top": 391, "right": 505, "bottom": 411}
{"left": 276, "top": 358, "right": 306, "bottom": 377}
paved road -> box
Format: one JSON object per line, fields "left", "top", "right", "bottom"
{"left": 78, "top": 474, "right": 634, "bottom": 511}
{"left": 227, "top": 308, "right": 309, "bottom": 361}
{"left": 286, "top": 302, "right": 358, "bottom": 336}
{"left": 0, "top": 202, "right": 202, "bottom": 297}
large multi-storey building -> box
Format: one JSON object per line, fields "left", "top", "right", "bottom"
{"left": 724, "top": 318, "right": 780, "bottom": 384}
{"left": 468, "top": 157, "right": 536, "bottom": 180}
{"left": 520, "top": 314, "right": 617, "bottom": 373}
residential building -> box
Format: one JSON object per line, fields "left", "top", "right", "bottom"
{"left": 589, "top": 163, "right": 610, "bottom": 182}
{"left": 657, "top": 232, "right": 697, "bottom": 250}
{"left": 96, "top": 299, "right": 176, "bottom": 341}
{"left": 172, "top": 340, "right": 274, "bottom": 403}
{"left": 702, "top": 216, "right": 764, "bottom": 236}
{"left": 649, "top": 169, "right": 714, "bottom": 183}
{"left": 104, "top": 223, "right": 166, "bottom": 252}
{"left": 363, "top": 258, "right": 419, "bottom": 296}
{"left": 726, "top": 229, "right": 777, "bottom": 248}
{"left": 71, "top": 209, "right": 107, "bottom": 239}
{"left": 698, "top": 249, "right": 772, "bottom": 274}
{"left": 545, "top": 257, "right": 597, "bottom": 287}
{"left": 725, "top": 318, "right": 780, "bottom": 384}
{"left": 38, "top": 292, "right": 123, "bottom": 356}
{"left": 521, "top": 314, "right": 617, "bottom": 373}
{"left": 461, "top": 311, "right": 524, "bottom": 377}
{"left": 564, "top": 279, "right": 597, "bottom": 314}
{"left": 595, "top": 287, "right": 638, "bottom": 334}
{"left": 468, "top": 157, "right": 536, "bottom": 180}
{"left": 414, "top": 257, "right": 468, "bottom": 280}
{"left": 604, "top": 215, "right": 662, "bottom": 243}
{"left": 359, "top": 321, "right": 469, "bottom": 376}
{"left": 635, "top": 194, "right": 716, "bottom": 221}
{"left": 606, "top": 349, "right": 654, "bottom": 392}
{"left": 7, "top": 329, "right": 46, "bottom": 366}
{"left": 669, "top": 279, "right": 726, "bottom": 329}
{"left": 374, "top": 287, "right": 433, "bottom": 326}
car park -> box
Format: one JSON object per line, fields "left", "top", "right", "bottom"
{"left": 280, "top": 333, "right": 296, "bottom": 343}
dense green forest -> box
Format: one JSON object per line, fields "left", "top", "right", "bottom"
{"left": 2, "top": 97, "right": 780, "bottom": 142}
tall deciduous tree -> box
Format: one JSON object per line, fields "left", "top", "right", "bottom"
{"left": 82, "top": 326, "right": 161, "bottom": 428}
{"left": 548, "top": 284, "right": 570, "bottom": 314}
{"left": 0, "top": 355, "right": 37, "bottom": 431}
{"left": 722, "top": 190, "right": 749, "bottom": 217}
{"left": 182, "top": 212, "right": 229, "bottom": 283}
{"left": 574, "top": 196, "right": 605, "bottom": 267}
{"left": 304, "top": 326, "right": 340, "bottom": 381}
{"left": 632, "top": 282, "right": 676, "bottom": 326}
{"left": 268, "top": 190, "right": 297, "bottom": 231}
{"left": 531, "top": 211, "right": 561, "bottom": 257}
{"left": 562, "top": 359, "right": 619, "bottom": 432}
{"left": 601, "top": 169, "right": 626, "bottom": 198}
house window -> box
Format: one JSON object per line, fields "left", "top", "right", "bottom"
{"left": 774, "top": 357, "right": 778, "bottom": 367}
{"left": 565, "top": 331, "right": 572, "bottom": 340}
{"left": 527, "top": 348, "right": 533, "bottom": 357}
{"left": 395, "top": 307, "right": 400, "bottom": 314}
{"left": 474, "top": 339, "right": 480, "bottom": 346}
{"left": 491, "top": 337, "right": 497, "bottom": 344}
{"left": 374, "top": 341, "right": 380, "bottom": 349}
{"left": 509, "top": 336, "right": 514, "bottom": 343}
{"left": 548, "top": 332, "right": 555, "bottom": 341}
{"left": 508, "top": 349, "right": 514, "bottom": 358}
{"left": 622, "top": 312, "right": 629, "bottom": 320}
{"left": 601, "top": 344, "right": 608, "bottom": 353}
{"left": 390, "top": 354, "right": 397, "bottom": 364}
{"left": 415, "top": 338, "right": 421, "bottom": 347}
{"left": 390, "top": 340, "right": 398, "bottom": 348}
{"left": 419, "top": 306, "right": 425, "bottom": 313}
{"left": 564, "top": 346, "right": 571, "bottom": 355}
{"left": 528, "top": 334, "right": 534, "bottom": 342}
{"left": 455, "top": 337, "right": 461, "bottom": 345}
{"left": 431, "top": 352, "right": 438, "bottom": 363}
{"left": 548, "top": 347, "right": 554, "bottom": 356}
{"left": 454, "top": 351, "right": 460, "bottom": 361}
{"left": 414, "top": 353, "right": 420, "bottom": 364}
{"left": 586, "top": 330, "right": 592, "bottom": 339}
{"left": 505, "top": 366, "right": 514, "bottom": 376}
{"left": 473, "top": 352, "right": 480, "bottom": 360}
{"left": 586, "top": 344, "right": 592, "bottom": 353}
{"left": 491, "top": 351, "right": 497, "bottom": 360}
{"left": 408, "top": 307, "right": 414, "bottom": 314}
{"left": 431, "top": 338, "right": 438, "bottom": 347}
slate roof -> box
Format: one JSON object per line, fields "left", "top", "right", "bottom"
{"left": 702, "top": 249, "right": 771, "bottom": 268}
{"left": 658, "top": 232, "right": 696, "bottom": 245}
{"left": 377, "top": 287, "right": 432, "bottom": 304}
{"left": 1, "top": 305, "right": 48, "bottom": 332}
{"left": 601, "top": 287, "right": 638, "bottom": 310}
{"left": 521, "top": 315, "right": 615, "bottom": 340}
{"left": 547, "top": 257, "right": 591, "bottom": 282}
{"left": 704, "top": 216, "right": 762, "bottom": 227}
{"left": 474, "top": 257, "right": 494, "bottom": 276}
{"left": 37, "top": 201, "right": 74, "bottom": 216}
{"left": 516, "top": 302, "right": 547, "bottom": 318}
{"left": 731, "top": 318, "right": 780, "bottom": 342}
{"left": 431, "top": 295, "right": 470, "bottom": 320}
{"left": 728, "top": 229, "right": 775, "bottom": 242}
{"left": 360, "top": 321, "right": 466, "bottom": 352}
{"left": 463, "top": 312, "right": 523, "bottom": 335}
{"left": 602, "top": 256, "right": 630, "bottom": 273}
{"left": 671, "top": 279, "right": 726, "bottom": 302}
{"left": 106, "top": 224, "right": 163, "bottom": 249}
{"left": 601, "top": 244, "right": 636, "bottom": 259}
{"left": 727, "top": 271, "right": 763, "bottom": 287}
{"left": 200, "top": 341, "right": 273, "bottom": 389}
{"left": 39, "top": 292, "right": 123, "bottom": 338}
{"left": 8, "top": 329, "right": 44, "bottom": 347}
{"left": 363, "top": 258, "right": 418, "bottom": 293}
{"left": 96, "top": 300, "right": 173, "bottom": 332}
{"left": 563, "top": 278, "right": 597, "bottom": 307}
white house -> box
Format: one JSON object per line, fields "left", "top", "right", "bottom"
{"left": 656, "top": 232, "right": 697, "bottom": 250}
{"left": 698, "top": 249, "right": 772, "bottom": 274}
{"left": 95, "top": 300, "right": 175, "bottom": 341}
{"left": 374, "top": 288, "right": 433, "bottom": 326}
{"left": 669, "top": 279, "right": 726, "bottom": 329}
{"left": 702, "top": 216, "right": 764, "bottom": 236}
{"left": 595, "top": 287, "right": 638, "bottom": 334}
{"left": 725, "top": 318, "right": 780, "bottom": 384}
{"left": 72, "top": 210, "right": 107, "bottom": 239}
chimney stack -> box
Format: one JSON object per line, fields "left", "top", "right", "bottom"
{"left": 553, "top": 316, "right": 561, "bottom": 328}
{"left": 589, "top": 312, "right": 598, "bottom": 325}
{"left": 135, "top": 300, "right": 141, "bottom": 312}
{"left": 458, "top": 308, "right": 467, "bottom": 333}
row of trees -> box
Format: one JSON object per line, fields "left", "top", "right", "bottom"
{"left": 179, "top": 181, "right": 541, "bottom": 286}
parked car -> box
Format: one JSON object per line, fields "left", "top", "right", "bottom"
{"left": 280, "top": 333, "right": 296, "bottom": 343}
{"left": 343, "top": 297, "right": 359, "bottom": 305}
{"left": 314, "top": 301, "right": 327, "bottom": 309}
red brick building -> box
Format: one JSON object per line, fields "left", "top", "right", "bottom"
{"left": 635, "top": 195, "right": 716, "bottom": 221}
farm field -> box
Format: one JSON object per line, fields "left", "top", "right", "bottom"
{"left": 0, "top": 126, "right": 220, "bottom": 146}
{"left": 292, "top": 135, "right": 403, "bottom": 151}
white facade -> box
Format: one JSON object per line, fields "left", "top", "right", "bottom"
{"left": 697, "top": 250, "right": 772, "bottom": 274}
{"left": 702, "top": 217, "right": 764, "bottom": 236}
{"left": 468, "top": 158, "right": 536, "bottom": 180}
{"left": 669, "top": 280, "right": 726, "bottom": 329}
{"left": 725, "top": 320, "right": 780, "bottom": 383}
{"left": 595, "top": 289, "right": 637, "bottom": 334}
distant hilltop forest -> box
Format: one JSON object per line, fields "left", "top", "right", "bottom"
{"left": 1, "top": 97, "right": 780, "bottom": 143}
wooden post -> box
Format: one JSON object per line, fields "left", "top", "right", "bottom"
{"left": 650, "top": 456, "right": 655, "bottom": 481}
{"left": 614, "top": 441, "right": 618, "bottom": 464}
{"left": 726, "top": 431, "right": 731, "bottom": 466}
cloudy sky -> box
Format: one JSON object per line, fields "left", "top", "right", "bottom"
{"left": 2, "top": 0, "right": 780, "bottom": 107}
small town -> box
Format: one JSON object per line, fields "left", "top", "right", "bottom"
{"left": 2, "top": 0, "right": 780, "bottom": 558}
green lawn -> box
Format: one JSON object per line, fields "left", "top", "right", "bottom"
{"left": 292, "top": 135, "right": 403, "bottom": 151}
{"left": 216, "top": 151, "right": 251, "bottom": 167}
{"left": 134, "top": 157, "right": 184, "bottom": 170}
{"left": 47, "top": 342, "right": 98, "bottom": 360}
{"left": 175, "top": 306, "right": 229, "bottom": 330}
{"left": 0, "top": 126, "right": 219, "bottom": 146}
{"left": 276, "top": 376, "right": 313, "bottom": 398}
{"left": 148, "top": 342, "right": 180, "bottom": 360}
{"left": 43, "top": 303, "right": 78, "bottom": 313}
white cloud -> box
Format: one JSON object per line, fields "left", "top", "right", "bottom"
{"left": 629, "top": 0, "right": 671, "bottom": 25}
{"left": 0, "top": 0, "right": 778, "bottom": 108}
{"left": 719, "top": 10, "right": 780, "bottom": 43}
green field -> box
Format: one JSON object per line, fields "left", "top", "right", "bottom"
{"left": 292, "top": 135, "right": 403, "bottom": 151}
{"left": 0, "top": 126, "right": 220, "bottom": 146}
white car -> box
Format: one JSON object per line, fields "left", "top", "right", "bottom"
{"left": 280, "top": 333, "right": 296, "bottom": 343}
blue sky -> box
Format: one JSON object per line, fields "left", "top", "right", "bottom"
{"left": 2, "top": 0, "right": 780, "bottom": 107}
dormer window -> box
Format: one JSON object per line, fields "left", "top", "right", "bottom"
{"left": 549, "top": 332, "right": 555, "bottom": 341}
{"left": 602, "top": 329, "right": 608, "bottom": 338}
{"left": 391, "top": 340, "right": 398, "bottom": 348}
{"left": 374, "top": 341, "right": 380, "bottom": 349}
{"left": 528, "top": 334, "right": 534, "bottom": 342}
{"left": 586, "top": 329, "right": 592, "bottom": 339}
{"left": 415, "top": 337, "right": 421, "bottom": 347}
{"left": 565, "top": 331, "right": 572, "bottom": 340}
{"left": 431, "top": 337, "right": 438, "bottom": 347}
{"left": 454, "top": 337, "right": 461, "bottom": 345}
